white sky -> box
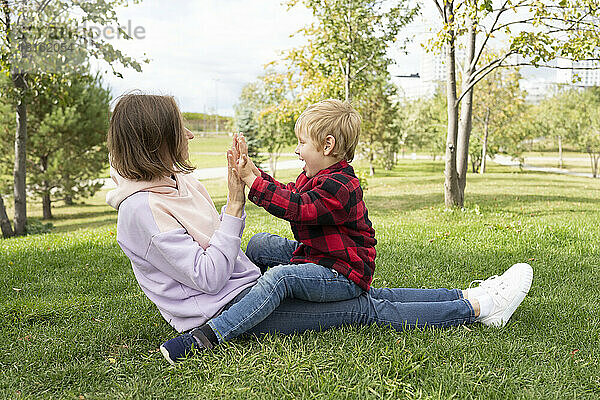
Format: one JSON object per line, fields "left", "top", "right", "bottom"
{"left": 97, "top": 0, "right": 313, "bottom": 115}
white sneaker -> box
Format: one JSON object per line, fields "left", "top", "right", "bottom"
{"left": 472, "top": 263, "right": 533, "bottom": 327}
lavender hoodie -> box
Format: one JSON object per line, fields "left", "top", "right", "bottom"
{"left": 106, "top": 168, "right": 261, "bottom": 332}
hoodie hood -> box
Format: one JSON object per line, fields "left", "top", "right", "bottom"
{"left": 106, "top": 167, "right": 181, "bottom": 210}
{"left": 107, "top": 167, "right": 222, "bottom": 250}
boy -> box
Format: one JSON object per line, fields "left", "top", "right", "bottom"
{"left": 236, "top": 99, "right": 376, "bottom": 292}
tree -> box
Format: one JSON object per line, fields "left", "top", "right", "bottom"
{"left": 234, "top": 81, "right": 267, "bottom": 165}
{"left": 574, "top": 88, "right": 600, "bottom": 177}
{"left": 25, "top": 74, "right": 110, "bottom": 219}
{"left": 429, "top": 0, "right": 600, "bottom": 207}
{"left": 0, "top": 0, "right": 147, "bottom": 235}
{"left": 285, "top": 0, "right": 418, "bottom": 101}
{"left": 0, "top": 90, "right": 14, "bottom": 237}
{"left": 279, "top": 0, "right": 418, "bottom": 175}
{"left": 526, "top": 87, "right": 600, "bottom": 175}
{"left": 528, "top": 87, "right": 583, "bottom": 169}
{"left": 258, "top": 100, "right": 297, "bottom": 177}
{"left": 234, "top": 71, "right": 297, "bottom": 177}
{"left": 356, "top": 81, "right": 401, "bottom": 175}
{"left": 405, "top": 88, "right": 447, "bottom": 160}
{"left": 470, "top": 63, "right": 526, "bottom": 173}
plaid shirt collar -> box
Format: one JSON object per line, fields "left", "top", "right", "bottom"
{"left": 315, "top": 160, "right": 349, "bottom": 177}
{"left": 296, "top": 160, "right": 350, "bottom": 191}
{"left": 298, "top": 160, "right": 350, "bottom": 185}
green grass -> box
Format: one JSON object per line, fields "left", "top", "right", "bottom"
{"left": 1, "top": 160, "right": 599, "bottom": 399}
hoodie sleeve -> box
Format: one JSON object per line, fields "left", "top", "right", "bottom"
{"left": 219, "top": 200, "right": 246, "bottom": 238}
{"left": 144, "top": 212, "right": 244, "bottom": 295}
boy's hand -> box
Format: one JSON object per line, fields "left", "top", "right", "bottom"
{"left": 236, "top": 154, "right": 258, "bottom": 188}
{"left": 234, "top": 133, "right": 259, "bottom": 187}
{"left": 235, "top": 133, "right": 261, "bottom": 177}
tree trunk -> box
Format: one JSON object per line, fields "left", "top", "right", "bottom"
{"left": 13, "top": 73, "right": 27, "bottom": 236}
{"left": 42, "top": 192, "right": 53, "bottom": 220}
{"left": 369, "top": 152, "right": 375, "bottom": 176}
{"left": 443, "top": 3, "right": 460, "bottom": 208}
{"left": 456, "top": 17, "right": 477, "bottom": 205}
{"left": 344, "top": 9, "right": 352, "bottom": 102}
{"left": 345, "top": 58, "right": 351, "bottom": 102}
{"left": 557, "top": 135, "right": 563, "bottom": 168}
{"left": 590, "top": 152, "right": 599, "bottom": 178}
{"left": 268, "top": 154, "right": 278, "bottom": 178}
{"left": 40, "top": 157, "right": 53, "bottom": 219}
{"left": 0, "top": 195, "right": 14, "bottom": 238}
{"left": 64, "top": 195, "right": 74, "bottom": 206}
{"left": 471, "top": 157, "right": 480, "bottom": 173}
{"left": 480, "top": 108, "right": 490, "bottom": 174}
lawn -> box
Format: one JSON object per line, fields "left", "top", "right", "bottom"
{"left": 1, "top": 160, "right": 599, "bottom": 399}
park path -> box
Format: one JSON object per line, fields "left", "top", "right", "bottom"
{"left": 101, "top": 154, "right": 595, "bottom": 189}
{"left": 101, "top": 158, "right": 304, "bottom": 189}
{"left": 492, "top": 155, "right": 595, "bottom": 178}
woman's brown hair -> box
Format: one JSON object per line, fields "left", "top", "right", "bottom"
{"left": 107, "top": 93, "right": 195, "bottom": 181}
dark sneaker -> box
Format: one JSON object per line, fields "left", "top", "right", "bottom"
{"left": 160, "top": 328, "right": 214, "bottom": 365}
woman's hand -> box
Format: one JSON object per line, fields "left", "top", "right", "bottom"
{"left": 225, "top": 141, "right": 245, "bottom": 217}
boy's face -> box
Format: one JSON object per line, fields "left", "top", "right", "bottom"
{"left": 294, "top": 129, "right": 331, "bottom": 178}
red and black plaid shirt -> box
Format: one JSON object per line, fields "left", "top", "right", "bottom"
{"left": 248, "top": 160, "right": 376, "bottom": 291}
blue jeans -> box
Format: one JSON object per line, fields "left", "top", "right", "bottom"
{"left": 208, "top": 234, "right": 363, "bottom": 341}
{"left": 209, "top": 233, "right": 475, "bottom": 341}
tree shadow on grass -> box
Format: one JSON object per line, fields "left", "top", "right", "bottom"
{"left": 466, "top": 193, "right": 598, "bottom": 208}
{"left": 51, "top": 209, "right": 115, "bottom": 222}
{"left": 366, "top": 191, "right": 599, "bottom": 216}
{"left": 483, "top": 172, "right": 599, "bottom": 185}
{"left": 53, "top": 217, "right": 117, "bottom": 233}
{"left": 371, "top": 176, "right": 443, "bottom": 186}
{"left": 366, "top": 193, "right": 443, "bottom": 216}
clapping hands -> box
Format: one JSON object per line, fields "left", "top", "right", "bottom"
{"left": 230, "top": 133, "right": 260, "bottom": 188}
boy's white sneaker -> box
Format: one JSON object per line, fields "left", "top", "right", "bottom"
{"left": 472, "top": 263, "right": 533, "bottom": 327}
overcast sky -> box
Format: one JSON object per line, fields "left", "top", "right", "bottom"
{"left": 97, "top": 0, "right": 313, "bottom": 115}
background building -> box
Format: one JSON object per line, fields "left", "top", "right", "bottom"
{"left": 555, "top": 58, "right": 600, "bottom": 87}
{"left": 393, "top": 49, "right": 600, "bottom": 104}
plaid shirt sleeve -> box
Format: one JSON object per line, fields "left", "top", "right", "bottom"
{"left": 258, "top": 169, "right": 296, "bottom": 191}
{"left": 248, "top": 175, "right": 349, "bottom": 225}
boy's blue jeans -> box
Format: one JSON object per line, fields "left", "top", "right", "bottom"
{"left": 208, "top": 233, "right": 475, "bottom": 342}
{"left": 208, "top": 233, "right": 363, "bottom": 341}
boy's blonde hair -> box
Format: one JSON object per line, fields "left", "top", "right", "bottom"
{"left": 295, "top": 99, "right": 361, "bottom": 162}
{"left": 107, "top": 93, "right": 194, "bottom": 181}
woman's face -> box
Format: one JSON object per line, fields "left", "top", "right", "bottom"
{"left": 181, "top": 128, "right": 194, "bottom": 160}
